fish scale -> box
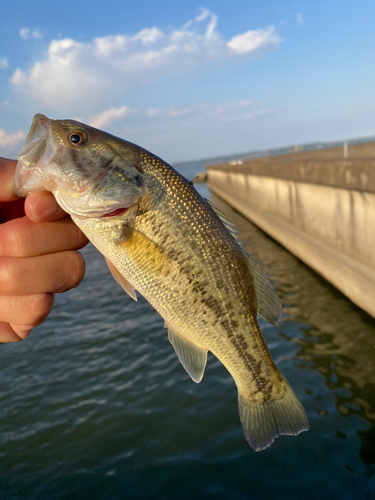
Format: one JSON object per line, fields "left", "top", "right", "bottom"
{"left": 14, "top": 113, "right": 309, "bottom": 451}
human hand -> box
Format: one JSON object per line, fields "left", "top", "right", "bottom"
{"left": 0, "top": 157, "right": 89, "bottom": 343}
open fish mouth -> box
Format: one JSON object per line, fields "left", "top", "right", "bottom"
{"left": 17, "top": 114, "right": 52, "bottom": 168}
{"left": 52, "top": 186, "right": 141, "bottom": 219}
{"left": 20, "top": 114, "right": 52, "bottom": 157}
{"left": 100, "top": 207, "right": 132, "bottom": 218}
{"left": 13, "top": 114, "right": 54, "bottom": 197}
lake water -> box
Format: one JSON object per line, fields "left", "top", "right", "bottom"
{"left": 1, "top": 161, "right": 374, "bottom": 499}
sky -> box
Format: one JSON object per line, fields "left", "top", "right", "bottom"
{"left": 0, "top": 0, "right": 374, "bottom": 163}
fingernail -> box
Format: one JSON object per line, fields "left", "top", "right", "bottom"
{"left": 31, "top": 194, "right": 57, "bottom": 221}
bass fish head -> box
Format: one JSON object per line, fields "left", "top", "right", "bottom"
{"left": 13, "top": 113, "right": 146, "bottom": 218}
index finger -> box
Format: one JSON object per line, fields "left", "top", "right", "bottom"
{"left": 0, "top": 158, "right": 18, "bottom": 203}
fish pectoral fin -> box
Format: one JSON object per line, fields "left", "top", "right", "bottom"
{"left": 104, "top": 257, "right": 138, "bottom": 301}
{"left": 243, "top": 252, "right": 282, "bottom": 326}
{"left": 167, "top": 326, "right": 207, "bottom": 384}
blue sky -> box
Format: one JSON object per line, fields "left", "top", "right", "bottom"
{"left": 0, "top": 0, "right": 374, "bottom": 163}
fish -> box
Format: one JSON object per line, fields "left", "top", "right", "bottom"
{"left": 13, "top": 113, "right": 309, "bottom": 451}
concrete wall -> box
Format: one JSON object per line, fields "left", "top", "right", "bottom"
{"left": 207, "top": 146, "right": 375, "bottom": 318}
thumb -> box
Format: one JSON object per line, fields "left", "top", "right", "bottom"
{"left": 25, "top": 192, "right": 68, "bottom": 222}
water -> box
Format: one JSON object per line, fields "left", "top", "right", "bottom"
{"left": 1, "top": 162, "right": 375, "bottom": 499}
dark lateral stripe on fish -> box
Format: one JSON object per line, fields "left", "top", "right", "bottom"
{"left": 68, "top": 149, "right": 87, "bottom": 174}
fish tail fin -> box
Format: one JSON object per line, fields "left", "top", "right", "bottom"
{"left": 238, "top": 379, "right": 309, "bottom": 452}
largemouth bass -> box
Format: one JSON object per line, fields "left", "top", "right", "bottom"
{"left": 14, "top": 114, "right": 309, "bottom": 451}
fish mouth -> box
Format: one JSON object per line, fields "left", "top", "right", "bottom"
{"left": 100, "top": 207, "right": 132, "bottom": 218}
{"left": 20, "top": 114, "right": 52, "bottom": 158}
{"left": 54, "top": 188, "right": 140, "bottom": 219}
{"left": 13, "top": 114, "right": 54, "bottom": 197}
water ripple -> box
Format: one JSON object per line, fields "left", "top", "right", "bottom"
{"left": 0, "top": 166, "right": 374, "bottom": 499}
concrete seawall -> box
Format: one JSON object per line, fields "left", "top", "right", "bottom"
{"left": 207, "top": 141, "right": 375, "bottom": 318}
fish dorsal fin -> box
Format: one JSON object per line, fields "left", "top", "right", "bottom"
{"left": 205, "top": 198, "right": 281, "bottom": 325}
{"left": 105, "top": 257, "right": 138, "bottom": 301}
{"left": 205, "top": 199, "right": 238, "bottom": 235}
{"left": 243, "top": 252, "right": 282, "bottom": 326}
{"left": 167, "top": 325, "right": 208, "bottom": 383}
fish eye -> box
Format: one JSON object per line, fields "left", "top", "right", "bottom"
{"left": 68, "top": 130, "right": 89, "bottom": 146}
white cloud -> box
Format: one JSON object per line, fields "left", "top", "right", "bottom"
{"left": 19, "top": 27, "right": 46, "bottom": 40}
{"left": 238, "top": 100, "right": 252, "bottom": 107}
{"left": 0, "top": 57, "right": 8, "bottom": 69}
{"left": 195, "top": 8, "right": 218, "bottom": 39}
{"left": 168, "top": 107, "right": 192, "bottom": 117}
{"left": 227, "top": 26, "right": 282, "bottom": 55}
{"left": 0, "top": 99, "right": 276, "bottom": 162}
{"left": 296, "top": 14, "right": 304, "bottom": 27}
{"left": 146, "top": 108, "right": 162, "bottom": 117}
{"left": 195, "top": 8, "right": 211, "bottom": 22}
{"left": 89, "top": 106, "right": 133, "bottom": 128}
{"left": 113, "top": 100, "right": 282, "bottom": 162}
{"left": 94, "top": 35, "right": 129, "bottom": 56}
{"left": 144, "top": 101, "right": 253, "bottom": 122}
{"left": 243, "top": 109, "right": 282, "bottom": 120}
{"left": 86, "top": 100, "right": 254, "bottom": 131}
{"left": 144, "top": 100, "right": 258, "bottom": 127}
{"left": 0, "top": 129, "right": 25, "bottom": 149}
{"left": 11, "top": 38, "right": 109, "bottom": 111}
{"left": 10, "top": 10, "right": 281, "bottom": 116}
{"left": 10, "top": 68, "right": 25, "bottom": 85}
{"left": 133, "top": 27, "right": 164, "bottom": 44}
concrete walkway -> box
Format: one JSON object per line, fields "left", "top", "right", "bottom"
{"left": 207, "top": 141, "right": 375, "bottom": 318}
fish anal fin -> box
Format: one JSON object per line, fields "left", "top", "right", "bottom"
{"left": 105, "top": 257, "right": 137, "bottom": 301}
{"left": 167, "top": 326, "right": 207, "bottom": 383}
{"left": 238, "top": 378, "right": 309, "bottom": 452}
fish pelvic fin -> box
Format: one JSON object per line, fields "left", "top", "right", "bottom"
{"left": 238, "top": 378, "right": 309, "bottom": 452}
{"left": 105, "top": 257, "right": 137, "bottom": 301}
{"left": 167, "top": 326, "right": 208, "bottom": 383}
